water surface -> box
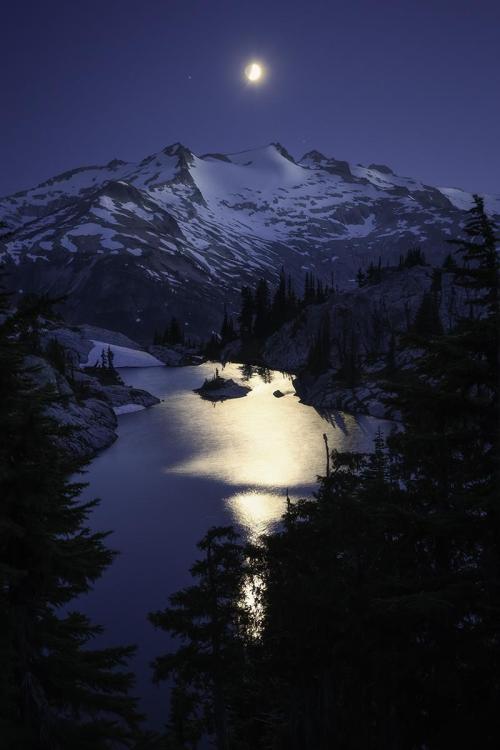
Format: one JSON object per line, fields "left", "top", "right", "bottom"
{"left": 79, "top": 362, "right": 388, "bottom": 728}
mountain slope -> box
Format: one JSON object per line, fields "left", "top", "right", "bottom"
{"left": 1, "top": 142, "right": 498, "bottom": 339}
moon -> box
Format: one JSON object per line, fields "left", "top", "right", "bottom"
{"left": 245, "top": 62, "right": 264, "bottom": 83}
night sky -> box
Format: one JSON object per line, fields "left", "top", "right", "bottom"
{"left": 2, "top": 0, "right": 499, "bottom": 197}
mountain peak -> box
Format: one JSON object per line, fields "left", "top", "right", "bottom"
{"left": 301, "top": 149, "right": 327, "bottom": 163}
{"left": 2, "top": 137, "right": 498, "bottom": 340}
{"left": 162, "top": 142, "right": 193, "bottom": 162}
{"left": 270, "top": 142, "right": 296, "bottom": 163}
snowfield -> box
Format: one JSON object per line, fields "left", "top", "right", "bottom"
{"left": 85, "top": 341, "right": 164, "bottom": 368}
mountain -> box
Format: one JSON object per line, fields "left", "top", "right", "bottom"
{"left": 1, "top": 142, "right": 498, "bottom": 340}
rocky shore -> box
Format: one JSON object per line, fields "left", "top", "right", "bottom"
{"left": 222, "top": 266, "right": 466, "bottom": 420}
{"left": 31, "top": 323, "right": 163, "bottom": 460}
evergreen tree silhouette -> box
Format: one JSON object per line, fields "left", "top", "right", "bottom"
{"left": 0, "top": 290, "right": 142, "bottom": 748}
{"left": 150, "top": 527, "right": 248, "bottom": 750}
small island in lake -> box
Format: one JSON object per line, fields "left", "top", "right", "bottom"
{"left": 194, "top": 369, "right": 251, "bottom": 401}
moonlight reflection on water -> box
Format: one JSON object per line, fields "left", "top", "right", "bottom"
{"left": 225, "top": 489, "right": 288, "bottom": 539}
{"left": 159, "top": 363, "right": 387, "bottom": 537}
{"left": 78, "top": 362, "right": 390, "bottom": 726}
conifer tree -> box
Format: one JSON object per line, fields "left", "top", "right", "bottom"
{"left": 169, "top": 317, "right": 184, "bottom": 345}
{"left": 107, "top": 345, "right": 116, "bottom": 371}
{"left": 249, "top": 443, "right": 405, "bottom": 749}
{"left": 356, "top": 267, "right": 366, "bottom": 287}
{"left": 303, "top": 272, "right": 315, "bottom": 304}
{"left": 412, "top": 289, "right": 442, "bottom": 336}
{"left": 238, "top": 286, "right": 254, "bottom": 340}
{"left": 0, "top": 293, "right": 141, "bottom": 748}
{"left": 285, "top": 273, "right": 298, "bottom": 313}
{"left": 150, "top": 527, "right": 249, "bottom": 750}
{"left": 253, "top": 279, "right": 270, "bottom": 338}
{"left": 153, "top": 197, "right": 500, "bottom": 750}
{"left": 399, "top": 246, "right": 427, "bottom": 268}
{"left": 231, "top": 197, "right": 499, "bottom": 747}
{"left": 307, "top": 314, "right": 331, "bottom": 375}
{"left": 271, "top": 268, "right": 287, "bottom": 328}
{"left": 380, "top": 195, "right": 500, "bottom": 746}
{"left": 442, "top": 252, "right": 457, "bottom": 270}
{"left": 45, "top": 337, "right": 70, "bottom": 376}
{"left": 220, "top": 304, "right": 235, "bottom": 343}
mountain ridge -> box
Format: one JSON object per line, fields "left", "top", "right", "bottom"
{"left": 1, "top": 142, "right": 498, "bottom": 339}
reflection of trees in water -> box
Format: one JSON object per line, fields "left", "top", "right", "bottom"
{"left": 239, "top": 364, "right": 274, "bottom": 384}
{"left": 317, "top": 409, "right": 350, "bottom": 435}
{"left": 257, "top": 366, "right": 273, "bottom": 384}
{"left": 239, "top": 363, "right": 254, "bottom": 381}
{"left": 318, "top": 409, "right": 394, "bottom": 453}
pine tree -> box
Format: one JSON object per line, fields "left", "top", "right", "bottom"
{"left": 158, "top": 316, "right": 185, "bottom": 346}
{"left": 442, "top": 252, "right": 457, "bottom": 270}
{"left": 399, "top": 246, "right": 427, "bottom": 268}
{"left": 356, "top": 267, "right": 366, "bottom": 287}
{"left": 220, "top": 304, "right": 235, "bottom": 343}
{"left": 253, "top": 279, "right": 270, "bottom": 338}
{"left": 340, "top": 331, "right": 359, "bottom": 385}
{"left": 380, "top": 195, "right": 500, "bottom": 746}
{"left": 286, "top": 274, "right": 298, "bottom": 317}
{"left": 172, "top": 317, "right": 184, "bottom": 345}
{"left": 315, "top": 278, "right": 325, "bottom": 303}
{"left": 307, "top": 314, "right": 331, "bottom": 375}
{"left": 412, "top": 290, "right": 442, "bottom": 336}
{"left": 107, "top": 345, "right": 116, "bottom": 371}
{"left": 248, "top": 442, "right": 406, "bottom": 749}
{"left": 385, "top": 332, "right": 397, "bottom": 376}
{"left": 238, "top": 287, "right": 254, "bottom": 340}
{"left": 44, "top": 337, "right": 69, "bottom": 376}
{"left": 152, "top": 198, "right": 500, "bottom": 750}
{"left": 270, "top": 268, "right": 287, "bottom": 329}
{"left": 228, "top": 197, "right": 499, "bottom": 748}
{"left": 0, "top": 293, "right": 142, "bottom": 748}
{"left": 304, "top": 272, "right": 315, "bottom": 304}
{"left": 100, "top": 347, "right": 108, "bottom": 369}
{"left": 150, "top": 527, "right": 248, "bottom": 750}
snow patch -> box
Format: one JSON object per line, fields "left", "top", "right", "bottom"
{"left": 113, "top": 404, "right": 146, "bottom": 415}
{"left": 60, "top": 235, "right": 78, "bottom": 252}
{"left": 84, "top": 341, "right": 164, "bottom": 368}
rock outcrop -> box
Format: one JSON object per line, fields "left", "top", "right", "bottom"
{"left": 26, "top": 323, "right": 161, "bottom": 460}
{"left": 259, "top": 265, "right": 467, "bottom": 419}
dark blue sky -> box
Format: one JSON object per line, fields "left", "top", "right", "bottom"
{"left": 2, "top": 0, "right": 499, "bottom": 196}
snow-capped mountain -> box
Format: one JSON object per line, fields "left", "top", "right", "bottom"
{"left": 1, "top": 142, "right": 498, "bottom": 339}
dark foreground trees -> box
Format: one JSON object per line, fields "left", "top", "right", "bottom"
{"left": 149, "top": 528, "right": 249, "bottom": 750}
{"left": 152, "top": 197, "right": 499, "bottom": 748}
{"left": 0, "top": 295, "right": 141, "bottom": 748}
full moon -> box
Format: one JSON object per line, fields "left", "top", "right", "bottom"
{"left": 245, "top": 62, "right": 264, "bottom": 83}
